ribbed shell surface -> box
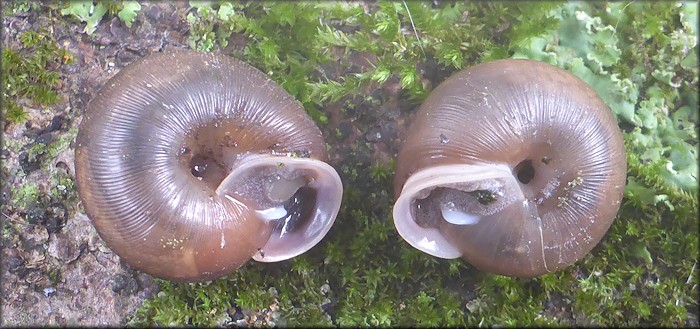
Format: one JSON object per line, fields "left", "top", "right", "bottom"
{"left": 394, "top": 59, "right": 627, "bottom": 277}
{"left": 75, "top": 50, "right": 327, "bottom": 281}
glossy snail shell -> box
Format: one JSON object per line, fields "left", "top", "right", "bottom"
{"left": 393, "top": 59, "right": 626, "bottom": 277}
{"left": 75, "top": 50, "right": 343, "bottom": 282}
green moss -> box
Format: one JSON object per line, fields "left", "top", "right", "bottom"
{"left": 2, "top": 29, "right": 74, "bottom": 125}
{"left": 130, "top": 279, "right": 235, "bottom": 326}
{"left": 1, "top": 0, "right": 41, "bottom": 16}
{"left": 48, "top": 268, "right": 62, "bottom": 286}
{"left": 369, "top": 160, "right": 392, "bottom": 184}
{"left": 24, "top": 127, "right": 78, "bottom": 172}
{"left": 4, "top": 101, "right": 28, "bottom": 123}
{"left": 10, "top": 183, "right": 39, "bottom": 209}
{"left": 107, "top": 1, "right": 698, "bottom": 326}
{"left": 50, "top": 164, "right": 77, "bottom": 203}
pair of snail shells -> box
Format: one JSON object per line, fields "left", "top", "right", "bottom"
{"left": 393, "top": 59, "right": 627, "bottom": 277}
{"left": 76, "top": 51, "right": 625, "bottom": 281}
{"left": 75, "top": 51, "right": 343, "bottom": 282}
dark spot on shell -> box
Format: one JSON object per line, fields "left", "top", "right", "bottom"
{"left": 469, "top": 190, "right": 497, "bottom": 205}
{"left": 439, "top": 133, "right": 449, "bottom": 144}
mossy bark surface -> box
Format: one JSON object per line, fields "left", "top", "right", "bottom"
{"left": 1, "top": 1, "right": 697, "bottom": 327}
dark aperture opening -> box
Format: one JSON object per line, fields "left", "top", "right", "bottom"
{"left": 178, "top": 122, "right": 247, "bottom": 190}
{"left": 515, "top": 159, "right": 535, "bottom": 184}
{"left": 184, "top": 150, "right": 226, "bottom": 189}
{"left": 189, "top": 154, "right": 211, "bottom": 177}
{"left": 273, "top": 186, "right": 317, "bottom": 234}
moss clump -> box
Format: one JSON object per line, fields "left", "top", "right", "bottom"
{"left": 369, "top": 160, "right": 393, "bottom": 184}
{"left": 2, "top": 30, "right": 74, "bottom": 124}
{"left": 9, "top": 182, "right": 40, "bottom": 210}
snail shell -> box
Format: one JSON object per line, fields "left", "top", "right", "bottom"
{"left": 393, "top": 59, "right": 626, "bottom": 277}
{"left": 75, "top": 50, "right": 343, "bottom": 282}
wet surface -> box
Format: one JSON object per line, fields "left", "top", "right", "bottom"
{"left": 1, "top": 2, "right": 413, "bottom": 325}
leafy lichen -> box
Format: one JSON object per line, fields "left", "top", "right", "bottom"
{"left": 60, "top": 0, "right": 141, "bottom": 34}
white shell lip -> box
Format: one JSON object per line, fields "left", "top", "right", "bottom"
{"left": 217, "top": 154, "right": 343, "bottom": 263}
{"left": 392, "top": 163, "right": 513, "bottom": 259}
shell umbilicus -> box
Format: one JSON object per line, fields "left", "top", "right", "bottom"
{"left": 75, "top": 50, "right": 343, "bottom": 282}
{"left": 393, "top": 59, "right": 627, "bottom": 277}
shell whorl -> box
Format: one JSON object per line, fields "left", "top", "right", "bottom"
{"left": 75, "top": 50, "right": 337, "bottom": 281}
{"left": 393, "top": 59, "right": 627, "bottom": 277}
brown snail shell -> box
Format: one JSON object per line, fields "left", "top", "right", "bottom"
{"left": 392, "top": 59, "right": 627, "bottom": 277}
{"left": 75, "top": 50, "right": 343, "bottom": 282}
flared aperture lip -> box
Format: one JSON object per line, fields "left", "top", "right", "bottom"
{"left": 393, "top": 162, "right": 515, "bottom": 259}
{"left": 216, "top": 153, "right": 343, "bottom": 262}
{"left": 391, "top": 59, "right": 627, "bottom": 277}
{"left": 75, "top": 50, "right": 338, "bottom": 281}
